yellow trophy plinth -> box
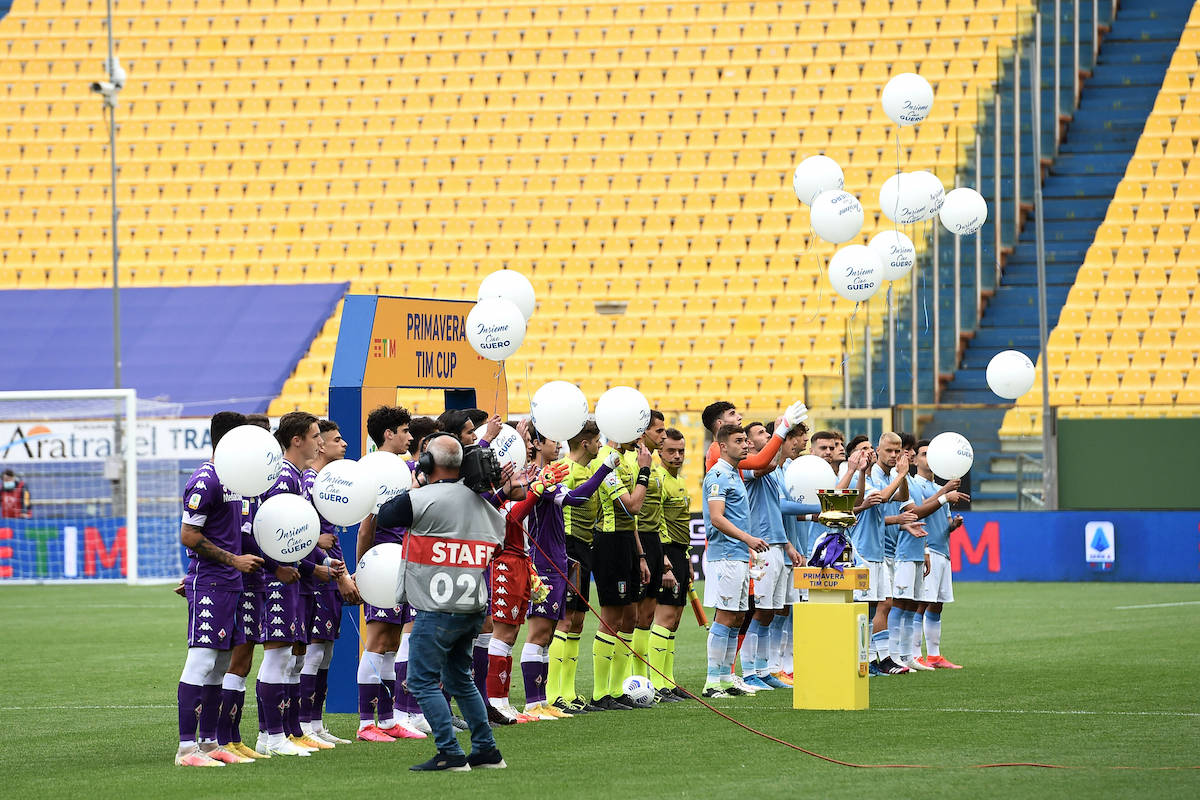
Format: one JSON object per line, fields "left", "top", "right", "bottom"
{"left": 792, "top": 489, "right": 870, "bottom": 711}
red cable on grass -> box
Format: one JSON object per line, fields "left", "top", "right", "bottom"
{"left": 519, "top": 511, "right": 1199, "bottom": 772}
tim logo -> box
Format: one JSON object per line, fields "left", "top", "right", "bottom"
{"left": 371, "top": 338, "right": 396, "bottom": 358}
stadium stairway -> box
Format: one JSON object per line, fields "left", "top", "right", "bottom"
{"left": 924, "top": 0, "right": 1192, "bottom": 509}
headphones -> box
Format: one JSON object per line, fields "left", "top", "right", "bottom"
{"left": 417, "top": 432, "right": 461, "bottom": 476}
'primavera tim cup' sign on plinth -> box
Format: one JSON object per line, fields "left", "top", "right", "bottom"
{"left": 791, "top": 489, "right": 871, "bottom": 711}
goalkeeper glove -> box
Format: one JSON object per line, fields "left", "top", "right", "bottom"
{"left": 529, "top": 566, "right": 551, "bottom": 604}
{"left": 529, "top": 461, "right": 570, "bottom": 497}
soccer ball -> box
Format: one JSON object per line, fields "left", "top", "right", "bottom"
{"left": 622, "top": 675, "right": 656, "bottom": 707}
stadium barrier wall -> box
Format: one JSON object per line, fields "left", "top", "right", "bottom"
{"left": 0, "top": 515, "right": 179, "bottom": 582}
{"left": 687, "top": 512, "right": 1200, "bottom": 583}
{"left": 1057, "top": 419, "right": 1200, "bottom": 510}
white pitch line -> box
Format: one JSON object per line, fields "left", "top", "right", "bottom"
{"left": 0, "top": 704, "right": 175, "bottom": 711}
{"left": 1113, "top": 601, "right": 1200, "bottom": 610}
{"left": 875, "top": 707, "right": 1200, "bottom": 718}
{"left": 0, "top": 604, "right": 174, "bottom": 610}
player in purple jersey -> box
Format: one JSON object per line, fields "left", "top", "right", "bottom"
{"left": 510, "top": 426, "right": 615, "bottom": 720}
{"left": 353, "top": 405, "right": 427, "bottom": 742}
{"left": 252, "top": 412, "right": 332, "bottom": 757}
{"left": 297, "top": 419, "right": 360, "bottom": 746}
{"left": 175, "top": 411, "right": 264, "bottom": 767}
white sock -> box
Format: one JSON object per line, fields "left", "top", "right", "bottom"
{"left": 781, "top": 621, "right": 793, "bottom": 673}
{"left": 222, "top": 673, "right": 246, "bottom": 692}
{"left": 741, "top": 626, "right": 758, "bottom": 678}
{"left": 520, "top": 641, "right": 541, "bottom": 664}
{"left": 910, "top": 613, "right": 923, "bottom": 660}
{"left": 302, "top": 641, "right": 328, "bottom": 676}
{"left": 257, "top": 647, "right": 290, "bottom": 684}
{"left": 723, "top": 627, "right": 739, "bottom": 675}
{"left": 924, "top": 611, "right": 942, "bottom": 657}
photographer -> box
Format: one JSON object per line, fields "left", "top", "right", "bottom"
{"left": 1, "top": 470, "right": 31, "bottom": 519}
{"left": 376, "top": 434, "right": 508, "bottom": 772}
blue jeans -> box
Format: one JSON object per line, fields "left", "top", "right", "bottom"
{"left": 406, "top": 609, "right": 496, "bottom": 757}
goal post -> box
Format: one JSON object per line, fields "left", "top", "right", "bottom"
{"left": 0, "top": 388, "right": 185, "bottom": 585}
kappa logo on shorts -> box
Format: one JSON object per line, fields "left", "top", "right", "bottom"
{"left": 198, "top": 635, "right": 212, "bottom": 644}
{"left": 268, "top": 592, "right": 282, "bottom": 600}
{"left": 495, "top": 563, "right": 509, "bottom": 572}
{"left": 494, "top": 598, "right": 508, "bottom": 608}
{"left": 242, "top": 601, "right": 254, "bottom": 610}
{"left": 271, "top": 616, "right": 283, "bottom": 625}
{"left": 199, "top": 610, "right": 213, "bottom": 619}
{"left": 199, "top": 622, "right": 212, "bottom": 631}
{"left": 273, "top": 628, "right": 284, "bottom": 637}
{"left": 375, "top": 610, "right": 386, "bottom": 618}
{"left": 243, "top": 613, "right": 254, "bottom": 622}
{"left": 199, "top": 596, "right": 213, "bottom": 605}
{"left": 269, "top": 604, "right": 283, "bottom": 612}
{"left": 495, "top": 587, "right": 508, "bottom": 596}
{"left": 496, "top": 575, "right": 508, "bottom": 583}
{"left": 535, "top": 604, "right": 546, "bottom": 613}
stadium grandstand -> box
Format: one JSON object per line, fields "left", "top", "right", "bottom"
{"left": 1, "top": 0, "right": 1197, "bottom": 510}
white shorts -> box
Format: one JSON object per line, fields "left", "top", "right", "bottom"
{"left": 706, "top": 559, "right": 750, "bottom": 612}
{"left": 917, "top": 552, "right": 954, "bottom": 603}
{"left": 752, "top": 545, "right": 791, "bottom": 610}
{"left": 855, "top": 560, "right": 892, "bottom": 602}
{"left": 891, "top": 560, "right": 925, "bottom": 601}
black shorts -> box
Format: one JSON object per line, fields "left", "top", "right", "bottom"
{"left": 564, "top": 536, "right": 593, "bottom": 613}
{"left": 637, "top": 530, "right": 663, "bottom": 602}
{"left": 591, "top": 532, "right": 640, "bottom": 607}
{"left": 657, "top": 542, "right": 692, "bottom": 607}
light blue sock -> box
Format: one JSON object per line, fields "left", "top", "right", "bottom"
{"left": 706, "top": 623, "right": 731, "bottom": 683}
{"left": 723, "top": 625, "right": 739, "bottom": 677}
{"left": 744, "top": 619, "right": 768, "bottom": 677}
{"left": 767, "top": 614, "right": 787, "bottom": 673}
{"left": 924, "top": 611, "right": 942, "bottom": 657}
{"left": 887, "top": 606, "right": 904, "bottom": 662}
{"left": 871, "top": 630, "right": 889, "bottom": 661}
{"left": 896, "top": 609, "right": 914, "bottom": 662}
{"left": 909, "top": 612, "right": 924, "bottom": 660}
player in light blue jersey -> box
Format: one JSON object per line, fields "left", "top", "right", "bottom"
{"left": 904, "top": 439, "right": 969, "bottom": 670}
{"left": 767, "top": 421, "right": 818, "bottom": 685}
{"left": 701, "top": 425, "right": 768, "bottom": 698}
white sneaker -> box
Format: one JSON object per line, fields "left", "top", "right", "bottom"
{"left": 730, "top": 675, "right": 759, "bottom": 695}
{"left": 904, "top": 656, "right": 935, "bottom": 671}
{"left": 266, "top": 737, "right": 312, "bottom": 757}
{"left": 254, "top": 733, "right": 270, "bottom": 756}
{"left": 313, "top": 729, "right": 351, "bottom": 745}
{"left": 407, "top": 712, "right": 433, "bottom": 735}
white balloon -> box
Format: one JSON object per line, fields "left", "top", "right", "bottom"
{"left": 477, "top": 269, "right": 536, "bottom": 321}
{"left": 530, "top": 381, "right": 590, "bottom": 442}
{"left": 213, "top": 424, "right": 283, "bottom": 497}
{"left": 881, "top": 72, "right": 934, "bottom": 126}
{"left": 810, "top": 189, "right": 864, "bottom": 244}
{"left": 792, "top": 155, "right": 845, "bottom": 205}
{"left": 358, "top": 450, "right": 413, "bottom": 514}
{"left": 986, "top": 350, "right": 1037, "bottom": 400}
{"left": 868, "top": 230, "right": 916, "bottom": 281}
{"left": 355, "top": 542, "right": 405, "bottom": 610}
{"left": 927, "top": 432, "right": 974, "bottom": 480}
{"left": 312, "top": 458, "right": 376, "bottom": 527}
{"left": 490, "top": 424, "right": 527, "bottom": 470}
{"left": 828, "top": 244, "right": 884, "bottom": 302}
{"left": 912, "top": 170, "right": 946, "bottom": 220}
{"left": 784, "top": 455, "right": 837, "bottom": 506}
{"left": 939, "top": 187, "right": 988, "bottom": 236}
{"left": 594, "top": 385, "right": 652, "bottom": 444}
{"left": 253, "top": 493, "right": 320, "bottom": 562}
{"left": 878, "top": 172, "right": 928, "bottom": 225}
{"left": 466, "top": 297, "right": 526, "bottom": 361}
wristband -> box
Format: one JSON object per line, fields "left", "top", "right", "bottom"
{"left": 638, "top": 554, "right": 647, "bottom": 560}
{"left": 938, "top": 495, "right": 949, "bottom": 506}
{"left": 636, "top": 467, "right": 650, "bottom": 487}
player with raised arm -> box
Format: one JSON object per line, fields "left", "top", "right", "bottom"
{"left": 908, "top": 440, "right": 968, "bottom": 669}
{"left": 701, "top": 400, "right": 809, "bottom": 473}
{"left": 175, "top": 411, "right": 263, "bottom": 767}
{"left": 298, "top": 420, "right": 360, "bottom": 745}
{"left": 648, "top": 428, "right": 691, "bottom": 701}
{"left": 631, "top": 410, "right": 667, "bottom": 682}
{"left": 353, "top": 405, "right": 426, "bottom": 742}
{"left": 546, "top": 421, "right": 604, "bottom": 714}
{"left": 701, "top": 424, "right": 770, "bottom": 698}
{"left": 517, "top": 426, "right": 615, "bottom": 718}
{"left": 766, "top": 420, "right": 814, "bottom": 686}
{"left": 587, "top": 435, "right": 653, "bottom": 710}
{"left": 254, "top": 411, "right": 335, "bottom": 756}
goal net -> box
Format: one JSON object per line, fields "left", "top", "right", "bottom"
{"left": 0, "top": 389, "right": 185, "bottom": 584}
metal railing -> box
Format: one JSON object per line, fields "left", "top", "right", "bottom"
{"left": 1016, "top": 454, "right": 1047, "bottom": 510}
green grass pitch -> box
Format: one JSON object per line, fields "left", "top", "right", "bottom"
{"left": 2, "top": 582, "right": 1198, "bottom": 798}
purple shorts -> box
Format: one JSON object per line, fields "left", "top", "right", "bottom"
{"left": 529, "top": 557, "right": 568, "bottom": 621}
{"left": 186, "top": 584, "right": 244, "bottom": 650}
{"left": 310, "top": 588, "right": 343, "bottom": 641}
{"left": 364, "top": 601, "right": 414, "bottom": 627}
{"left": 240, "top": 591, "right": 265, "bottom": 644}
{"left": 262, "top": 581, "right": 306, "bottom": 644}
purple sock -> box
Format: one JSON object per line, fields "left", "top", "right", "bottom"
{"left": 315, "top": 669, "right": 329, "bottom": 725}
{"left": 300, "top": 674, "right": 316, "bottom": 724}
{"left": 537, "top": 661, "right": 549, "bottom": 705}
{"left": 357, "top": 682, "right": 379, "bottom": 723}
{"left": 217, "top": 688, "right": 237, "bottom": 745}
{"left": 521, "top": 659, "right": 545, "bottom": 706}
{"left": 256, "top": 686, "right": 266, "bottom": 734}
{"left": 177, "top": 682, "right": 203, "bottom": 743}
{"left": 285, "top": 683, "right": 301, "bottom": 736}
{"left": 379, "top": 678, "right": 395, "bottom": 722}
{"left": 257, "top": 681, "right": 286, "bottom": 736}
{"left": 198, "top": 684, "right": 220, "bottom": 741}
{"left": 231, "top": 689, "right": 245, "bottom": 743}
{"left": 472, "top": 644, "right": 489, "bottom": 699}
{"left": 395, "top": 659, "right": 417, "bottom": 715}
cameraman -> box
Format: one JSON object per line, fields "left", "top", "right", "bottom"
{"left": 376, "top": 434, "right": 508, "bottom": 772}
